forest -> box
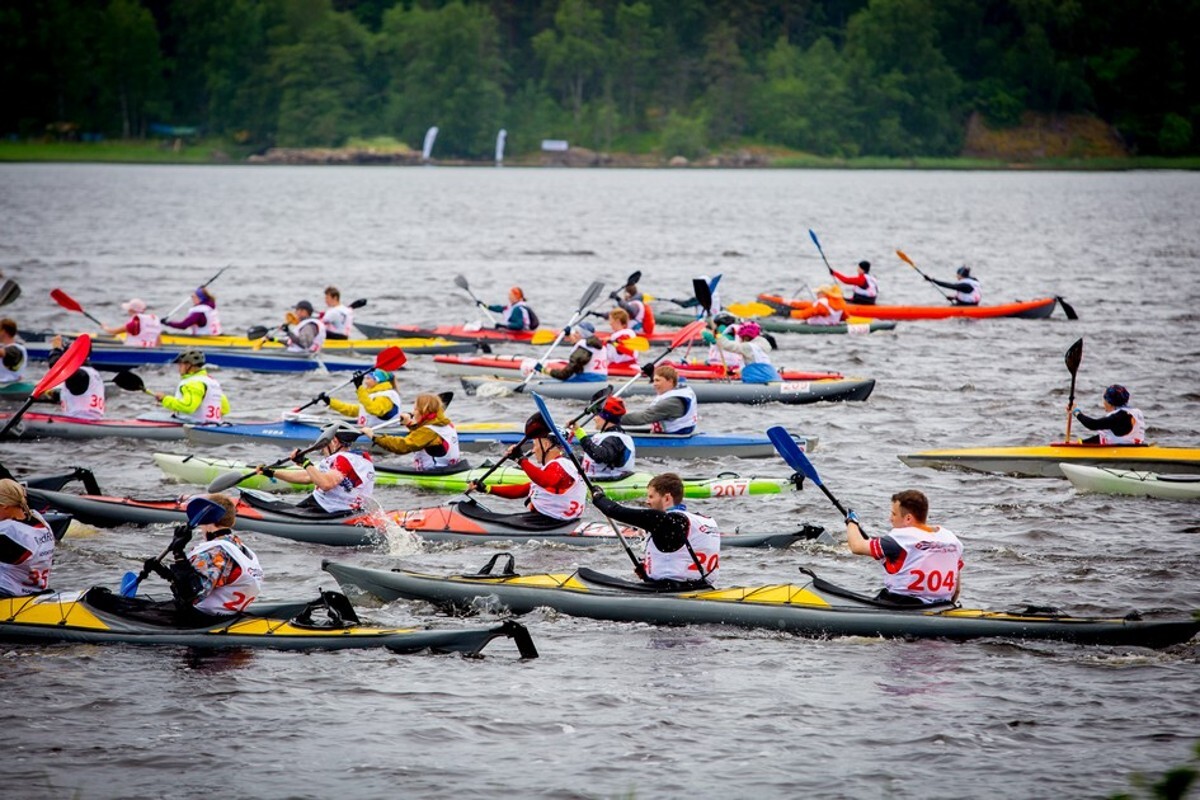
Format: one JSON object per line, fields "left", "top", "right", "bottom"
{"left": 3, "top": 0, "right": 1198, "bottom": 159}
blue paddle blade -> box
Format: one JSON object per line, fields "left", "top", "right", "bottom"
{"left": 530, "top": 393, "right": 570, "bottom": 453}
{"left": 119, "top": 571, "right": 140, "bottom": 598}
{"left": 766, "top": 426, "right": 822, "bottom": 486}
{"left": 809, "top": 229, "right": 821, "bottom": 249}
{"left": 708, "top": 274, "right": 722, "bottom": 293}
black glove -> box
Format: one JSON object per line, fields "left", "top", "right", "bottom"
{"left": 168, "top": 559, "right": 203, "bottom": 604}
{"left": 608, "top": 290, "right": 620, "bottom": 301}
{"left": 261, "top": 466, "right": 276, "bottom": 478}
{"left": 168, "top": 524, "right": 192, "bottom": 557}
{"left": 143, "top": 558, "right": 172, "bottom": 581}
{"left": 789, "top": 472, "right": 805, "bottom": 490}
{"left": 351, "top": 373, "right": 364, "bottom": 389}
{"left": 590, "top": 485, "right": 606, "bottom": 502}
{"left": 641, "top": 363, "right": 656, "bottom": 379}
{"left": 291, "top": 449, "right": 309, "bottom": 466}
{"left": 318, "top": 392, "right": 331, "bottom": 405}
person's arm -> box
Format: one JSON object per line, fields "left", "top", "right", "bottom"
{"left": 162, "top": 311, "right": 207, "bottom": 331}
{"left": 547, "top": 346, "right": 590, "bottom": 380}
{"left": 286, "top": 325, "right": 316, "bottom": 349}
{"left": 160, "top": 380, "right": 204, "bottom": 414}
{"left": 845, "top": 515, "right": 872, "bottom": 556}
{"left": 500, "top": 306, "right": 525, "bottom": 331}
{"left": 186, "top": 544, "right": 240, "bottom": 601}
{"left": 1073, "top": 409, "right": 1132, "bottom": 435}
{"left": 619, "top": 397, "right": 686, "bottom": 427}
{"left": 714, "top": 337, "right": 753, "bottom": 357}
{"left": 578, "top": 433, "right": 629, "bottom": 469}
{"left": 219, "top": 392, "right": 230, "bottom": 416}
{"left": 929, "top": 278, "right": 972, "bottom": 292}
{"left": 328, "top": 397, "right": 360, "bottom": 418}
{"left": 592, "top": 493, "right": 688, "bottom": 551}
{"left": 831, "top": 270, "right": 865, "bottom": 287}
{"left": 483, "top": 481, "right": 532, "bottom": 499}
{"left": 517, "top": 457, "right": 576, "bottom": 492}
{"left": 373, "top": 425, "right": 442, "bottom": 455}
{"left": 103, "top": 319, "right": 136, "bottom": 336}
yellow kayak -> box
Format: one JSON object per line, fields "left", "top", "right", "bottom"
{"left": 144, "top": 333, "right": 478, "bottom": 355}
{"left": 899, "top": 443, "right": 1200, "bottom": 478}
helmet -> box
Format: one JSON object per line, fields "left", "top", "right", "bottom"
{"left": 598, "top": 396, "right": 626, "bottom": 422}
{"left": 576, "top": 321, "right": 596, "bottom": 336}
{"left": 857, "top": 260, "right": 871, "bottom": 273}
{"left": 1103, "top": 384, "right": 1130, "bottom": 407}
{"left": 368, "top": 369, "right": 391, "bottom": 383}
{"left": 172, "top": 349, "right": 205, "bottom": 367}
{"left": 956, "top": 266, "right": 970, "bottom": 278}
{"left": 736, "top": 321, "right": 762, "bottom": 339}
{"left": 712, "top": 312, "right": 736, "bottom": 328}
{"left": 332, "top": 428, "right": 362, "bottom": 445}
{"left": 294, "top": 300, "right": 314, "bottom": 314}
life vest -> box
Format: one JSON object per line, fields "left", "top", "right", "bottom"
{"left": 581, "top": 430, "right": 635, "bottom": 479}
{"left": 807, "top": 296, "right": 845, "bottom": 325}
{"left": 356, "top": 387, "right": 401, "bottom": 427}
{"left": 570, "top": 340, "right": 607, "bottom": 379}
{"left": 287, "top": 317, "right": 326, "bottom": 353}
{"left": 527, "top": 456, "right": 586, "bottom": 520}
{"left": 172, "top": 373, "right": 225, "bottom": 424}
{"left": 0, "top": 513, "right": 55, "bottom": 596}
{"left": 852, "top": 273, "right": 879, "bottom": 302}
{"left": 875, "top": 525, "right": 963, "bottom": 604}
{"left": 322, "top": 304, "right": 354, "bottom": 338}
{"left": 59, "top": 365, "right": 106, "bottom": 419}
{"left": 187, "top": 534, "right": 263, "bottom": 615}
{"left": 606, "top": 328, "right": 640, "bottom": 367}
{"left": 707, "top": 343, "right": 743, "bottom": 370}
{"left": 650, "top": 386, "right": 698, "bottom": 434}
{"left": 954, "top": 277, "right": 981, "bottom": 305}
{"left": 0, "top": 341, "right": 27, "bottom": 382}
{"left": 184, "top": 303, "right": 221, "bottom": 335}
{"left": 504, "top": 301, "right": 535, "bottom": 331}
{"left": 642, "top": 508, "right": 720, "bottom": 584}
{"left": 312, "top": 450, "right": 375, "bottom": 512}
{"left": 1099, "top": 406, "right": 1146, "bottom": 445}
{"left": 124, "top": 314, "right": 162, "bottom": 348}
{"left": 411, "top": 422, "right": 462, "bottom": 470}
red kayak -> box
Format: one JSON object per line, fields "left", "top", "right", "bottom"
{"left": 433, "top": 354, "right": 844, "bottom": 382}
{"left": 355, "top": 321, "right": 681, "bottom": 345}
{"left": 757, "top": 293, "right": 1064, "bottom": 320}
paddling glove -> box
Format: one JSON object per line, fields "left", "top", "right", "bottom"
{"left": 168, "top": 560, "right": 204, "bottom": 604}
{"left": 168, "top": 524, "right": 193, "bottom": 557}
{"left": 261, "top": 466, "right": 276, "bottom": 478}
{"left": 702, "top": 330, "right": 716, "bottom": 345}
{"left": 533, "top": 363, "right": 544, "bottom": 373}
{"left": 845, "top": 509, "right": 859, "bottom": 525}
{"left": 352, "top": 374, "right": 364, "bottom": 388}
{"left": 318, "top": 392, "right": 331, "bottom": 406}
{"left": 789, "top": 472, "right": 805, "bottom": 490}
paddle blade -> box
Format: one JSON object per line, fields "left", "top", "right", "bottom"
{"left": 530, "top": 394, "right": 566, "bottom": 450}
{"left": 1065, "top": 338, "right": 1083, "bottom": 376}
{"left": 896, "top": 249, "right": 915, "bottom": 268}
{"left": 692, "top": 278, "right": 712, "bottom": 314}
{"left": 708, "top": 274, "right": 722, "bottom": 292}
{"left": 454, "top": 274, "right": 470, "bottom": 291}
{"left": 1056, "top": 296, "right": 1079, "bottom": 321}
{"left": 349, "top": 298, "right": 368, "bottom": 309}
{"left": 622, "top": 336, "right": 650, "bottom": 352}
{"left": 245, "top": 325, "right": 270, "bottom": 341}
{"left": 119, "top": 571, "right": 140, "bottom": 598}
{"left": 34, "top": 334, "right": 90, "bottom": 398}
{"left": 578, "top": 281, "right": 605, "bottom": 313}
{"left": 207, "top": 469, "right": 251, "bottom": 493}
{"left": 669, "top": 320, "right": 707, "bottom": 349}
{"left": 625, "top": 271, "right": 641, "bottom": 289}
{"left": 375, "top": 345, "right": 407, "bottom": 371}
{"left": 530, "top": 329, "right": 558, "bottom": 345}
{"left": 0, "top": 279, "right": 20, "bottom": 307}
{"left": 437, "top": 390, "right": 454, "bottom": 408}
{"left": 112, "top": 370, "right": 146, "bottom": 392}
{"left": 49, "top": 288, "right": 84, "bottom": 313}
{"left": 727, "top": 302, "right": 775, "bottom": 319}
{"left": 767, "top": 426, "right": 822, "bottom": 486}
{"left": 808, "top": 229, "right": 821, "bottom": 249}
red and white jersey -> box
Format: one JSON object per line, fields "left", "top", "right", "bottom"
{"left": 188, "top": 535, "right": 263, "bottom": 616}
{"left": 955, "top": 278, "right": 981, "bottom": 305}
{"left": 572, "top": 340, "right": 607, "bottom": 377}
{"left": 173, "top": 373, "right": 225, "bottom": 424}
{"left": 642, "top": 509, "right": 720, "bottom": 584}
{"left": 60, "top": 365, "right": 106, "bottom": 419}
{"left": 605, "top": 328, "right": 640, "bottom": 367}
{"left": 528, "top": 456, "right": 586, "bottom": 520}
{"left": 857, "top": 273, "right": 879, "bottom": 300}
{"left": 707, "top": 344, "right": 743, "bottom": 369}
{"left": 313, "top": 450, "right": 375, "bottom": 512}
{"left": 411, "top": 422, "right": 462, "bottom": 470}
{"left": 0, "top": 514, "right": 55, "bottom": 596}
{"left": 185, "top": 303, "right": 221, "bottom": 335}
{"left": 650, "top": 386, "right": 699, "bottom": 434}
{"left": 1099, "top": 406, "right": 1146, "bottom": 445}
{"left": 124, "top": 314, "right": 162, "bottom": 347}
{"left": 287, "top": 317, "right": 326, "bottom": 353}
{"left": 872, "top": 525, "right": 963, "bottom": 604}
{"left": 581, "top": 430, "right": 635, "bottom": 479}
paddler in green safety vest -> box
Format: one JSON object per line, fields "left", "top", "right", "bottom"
{"left": 317, "top": 369, "right": 401, "bottom": 427}
{"left": 153, "top": 349, "right": 229, "bottom": 423}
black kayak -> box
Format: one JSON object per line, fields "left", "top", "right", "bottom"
{"left": 324, "top": 557, "right": 1200, "bottom": 649}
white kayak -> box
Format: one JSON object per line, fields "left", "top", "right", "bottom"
{"left": 1059, "top": 463, "right": 1200, "bottom": 500}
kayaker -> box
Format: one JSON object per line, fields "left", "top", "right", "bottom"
{"left": 790, "top": 286, "right": 847, "bottom": 325}
{"left": 321, "top": 369, "right": 401, "bottom": 427}
{"left": 927, "top": 266, "right": 981, "bottom": 306}
{"left": 590, "top": 473, "right": 720, "bottom": 586}
{"left": 284, "top": 300, "right": 327, "bottom": 353}
{"left": 48, "top": 335, "right": 105, "bottom": 419}
{"left": 0, "top": 479, "right": 55, "bottom": 598}
{"left": 102, "top": 299, "right": 163, "bottom": 347}
{"left": 702, "top": 321, "right": 780, "bottom": 383}
{"left": 611, "top": 284, "right": 654, "bottom": 334}
{"left": 321, "top": 285, "right": 354, "bottom": 340}
{"left": 844, "top": 489, "right": 962, "bottom": 605}
{"left": 161, "top": 287, "right": 222, "bottom": 335}
{"left": 705, "top": 313, "right": 743, "bottom": 371}
{"left": 152, "top": 494, "right": 263, "bottom": 618}
{"left": 485, "top": 287, "right": 538, "bottom": 331}
{"left": 605, "top": 308, "right": 641, "bottom": 369}
{"left": 266, "top": 428, "right": 376, "bottom": 512}
{"left": 670, "top": 274, "right": 722, "bottom": 317}
{"left": 617, "top": 365, "right": 698, "bottom": 434}
{"left": 537, "top": 322, "right": 607, "bottom": 382}
{"left": 573, "top": 396, "right": 635, "bottom": 480}
{"left": 831, "top": 260, "right": 879, "bottom": 305}
{"left": 0, "top": 318, "right": 28, "bottom": 384}
{"left": 364, "top": 393, "right": 462, "bottom": 471}
{"left": 467, "top": 430, "right": 587, "bottom": 524}
{"left": 1072, "top": 385, "right": 1146, "bottom": 445}
{"left": 153, "top": 349, "right": 229, "bottom": 423}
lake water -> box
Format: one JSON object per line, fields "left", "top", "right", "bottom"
{"left": 1, "top": 163, "right": 1198, "bottom": 799}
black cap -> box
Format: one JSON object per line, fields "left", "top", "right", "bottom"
{"left": 858, "top": 260, "right": 871, "bottom": 272}
{"left": 295, "top": 300, "right": 314, "bottom": 313}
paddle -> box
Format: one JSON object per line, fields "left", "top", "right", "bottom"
{"left": 767, "top": 425, "right": 866, "bottom": 536}
{"left": 1063, "top": 337, "right": 1083, "bottom": 443}
{"left": 206, "top": 425, "right": 341, "bottom": 493}
{"left": 112, "top": 370, "right": 156, "bottom": 396}
{"left": 163, "top": 265, "right": 231, "bottom": 321}
{"left": 462, "top": 411, "right": 550, "bottom": 498}
{"left": 508, "top": 280, "right": 605, "bottom": 394}
{"left": 454, "top": 275, "right": 499, "bottom": 325}
{"left": 694, "top": 278, "right": 728, "bottom": 372}
{"left": 292, "top": 346, "right": 408, "bottom": 414}
{"left": 119, "top": 496, "right": 230, "bottom": 598}
{"left": 0, "top": 334, "right": 92, "bottom": 438}
{"left": 895, "top": 250, "right": 954, "bottom": 303}
{"left": 1055, "top": 296, "right": 1079, "bottom": 321}
{"left": 49, "top": 289, "right": 107, "bottom": 328}
{"left": 531, "top": 392, "right": 645, "bottom": 578}
{"left": 809, "top": 229, "right": 836, "bottom": 276}
{"left": 727, "top": 301, "right": 776, "bottom": 319}
{"left": 0, "top": 279, "right": 20, "bottom": 307}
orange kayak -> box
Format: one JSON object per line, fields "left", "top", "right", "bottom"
{"left": 757, "top": 294, "right": 1062, "bottom": 320}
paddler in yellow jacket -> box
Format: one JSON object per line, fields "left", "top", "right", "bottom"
{"left": 363, "top": 393, "right": 462, "bottom": 471}
{"left": 318, "top": 369, "right": 401, "bottom": 427}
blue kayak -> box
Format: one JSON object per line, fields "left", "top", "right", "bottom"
{"left": 23, "top": 342, "right": 375, "bottom": 374}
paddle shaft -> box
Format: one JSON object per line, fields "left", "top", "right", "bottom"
{"left": 896, "top": 250, "right": 954, "bottom": 303}
{"left": 809, "top": 230, "right": 835, "bottom": 275}
{"left": 455, "top": 275, "right": 499, "bottom": 325}
{"left": 516, "top": 281, "right": 605, "bottom": 391}
{"left": 164, "top": 265, "right": 230, "bottom": 321}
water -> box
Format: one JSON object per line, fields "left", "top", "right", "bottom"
{"left": 1, "top": 164, "right": 1198, "bottom": 799}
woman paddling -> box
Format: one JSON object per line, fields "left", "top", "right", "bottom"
{"left": 364, "top": 393, "right": 462, "bottom": 472}
{"left": 321, "top": 368, "right": 401, "bottom": 427}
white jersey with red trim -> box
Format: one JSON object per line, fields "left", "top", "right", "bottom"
{"left": 872, "top": 525, "right": 963, "bottom": 604}
{"left": 321, "top": 304, "right": 354, "bottom": 337}
{"left": 287, "top": 317, "right": 326, "bottom": 353}
{"left": 1099, "top": 406, "right": 1146, "bottom": 445}
{"left": 955, "top": 278, "right": 981, "bottom": 305}
{"left": 172, "top": 373, "right": 225, "bottom": 424}
{"left": 411, "top": 422, "right": 462, "bottom": 470}
{"left": 605, "top": 328, "right": 640, "bottom": 367}
{"left": 571, "top": 340, "right": 607, "bottom": 377}
{"left": 527, "top": 456, "right": 586, "bottom": 520}
{"left": 312, "top": 450, "right": 375, "bottom": 512}
{"left": 184, "top": 303, "right": 221, "bottom": 335}
{"left": 0, "top": 514, "right": 55, "bottom": 596}
{"left": 124, "top": 314, "right": 162, "bottom": 347}
{"left": 357, "top": 388, "right": 402, "bottom": 427}
{"left": 581, "top": 430, "right": 635, "bottom": 478}
{"left": 188, "top": 535, "right": 263, "bottom": 616}
{"left": 60, "top": 365, "right": 106, "bottom": 419}
{"left": 650, "top": 386, "right": 699, "bottom": 434}
{"left": 642, "top": 509, "right": 720, "bottom": 584}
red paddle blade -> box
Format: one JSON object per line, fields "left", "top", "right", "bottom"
{"left": 670, "top": 320, "right": 707, "bottom": 348}
{"left": 375, "top": 346, "right": 407, "bottom": 371}
{"left": 50, "top": 288, "right": 85, "bottom": 313}
{"left": 34, "top": 334, "right": 91, "bottom": 397}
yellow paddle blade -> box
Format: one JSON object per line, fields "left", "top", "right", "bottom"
{"left": 896, "top": 249, "right": 916, "bottom": 268}
{"left": 623, "top": 336, "right": 650, "bottom": 351}
{"left": 530, "top": 329, "right": 559, "bottom": 345}
{"left": 641, "top": 293, "right": 656, "bottom": 302}
{"left": 727, "top": 301, "right": 776, "bottom": 319}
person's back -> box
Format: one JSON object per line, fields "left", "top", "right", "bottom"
{"left": 0, "top": 480, "right": 54, "bottom": 598}
{"left": 1073, "top": 385, "right": 1145, "bottom": 445}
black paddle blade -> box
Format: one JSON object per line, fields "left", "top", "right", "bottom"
{"left": 112, "top": 371, "right": 146, "bottom": 392}
{"left": 578, "top": 281, "right": 605, "bottom": 312}
{"left": 625, "top": 271, "right": 641, "bottom": 289}
{"left": 349, "top": 298, "right": 368, "bottom": 309}
{"left": 0, "top": 280, "right": 20, "bottom": 307}
{"left": 438, "top": 390, "right": 454, "bottom": 408}
{"left": 1065, "top": 338, "right": 1083, "bottom": 376}
{"left": 692, "top": 278, "right": 713, "bottom": 314}
{"left": 246, "top": 325, "right": 269, "bottom": 341}
{"left": 1056, "top": 296, "right": 1079, "bottom": 321}
{"left": 454, "top": 274, "right": 470, "bottom": 291}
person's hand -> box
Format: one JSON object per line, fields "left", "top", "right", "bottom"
{"left": 168, "top": 523, "right": 192, "bottom": 556}
{"left": 590, "top": 485, "right": 606, "bottom": 502}
{"left": 506, "top": 443, "right": 527, "bottom": 461}
{"left": 475, "top": 300, "right": 486, "bottom": 308}
{"left": 51, "top": 335, "right": 63, "bottom": 349}
{"left": 702, "top": 330, "right": 716, "bottom": 345}
{"left": 532, "top": 362, "right": 544, "bottom": 373}
{"left": 562, "top": 326, "right": 571, "bottom": 337}
{"left": 641, "top": 363, "right": 656, "bottom": 378}
{"left": 317, "top": 392, "right": 331, "bottom": 405}
{"left": 1072, "top": 408, "right": 1082, "bottom": 419}
{"left": 608, "top": 290, "right": 620, "bottom": 301}
{"left": 573, "top": 426, "right": 588, "bottom": 441}
{"left": 845, "top": 509, "right": 860, "bottom": 526}
{"left": 289, "top": 448, "right": 308, "bottom": 466}
{"left": 351, "top": 373, "right": 364, "bottom": 388}
{"left": 260, "top": 465, "right": 275, "bottom": 478}
{"left": 789, "top": 472, "right": 805, "bottom": 490}
{"left": 467, "top": 480, "right": 487, "bottom": 494}
{"left": 361, "top": 426, "right": 375, "bottom": 440}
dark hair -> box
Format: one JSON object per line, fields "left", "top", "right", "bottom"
{"left": 857, "top": 260, "right": 871, "bottom": 272}
{"left": 324, "top": 286, "right": 340, "bottom": 300}
{"left": 648, "top": 473, "right": 685, "bottom": 505}
{"left": 0, "top": 318, "right": 16, "bottom": 337}
{"left": 891, "top": 490, "right": 928, "bottom": 523}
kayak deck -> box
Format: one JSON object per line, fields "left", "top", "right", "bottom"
{"left": 899, "top": 443, "right": 1200, "bottom": 477}
{"left": 756, "top": 293, "right": 1061, "bottom": 320}
{"left": 1059, "top": 463, "right": 1200, "bottom": 500}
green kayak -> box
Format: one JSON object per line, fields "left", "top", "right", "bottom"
{"left": 152, "top": 453, "right": 795, "bottom": 501}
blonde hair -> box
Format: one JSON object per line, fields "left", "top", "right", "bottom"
{"left": 654, "top": 364, "right": 678, "bottom": 385}
{"left": 609, "top": 308, "right": 630, "bottom": 325}
{"left": 412, "top": 393, "right": 445, "bottom": 420}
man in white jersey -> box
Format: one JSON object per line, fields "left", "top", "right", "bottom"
{"left": 321, "top": 286, "right": 354, "bottom": 340}
{"left": 845, "top": 489, "right": 963, "bottom": 605}
{"left": 0, "top": 479, "right": 55, "bottom": 597}
{"left": 284, "top": 300, "right": 326, "bottom": 353}
{"left": 1071, "top": 384, "right": 1146, "bottom": 445}
{"left": 48, "top": 335, "right": 105, "bottom": 419}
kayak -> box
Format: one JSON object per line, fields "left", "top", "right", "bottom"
{"left": 154, "top": 453, "right": 798, "bottom": 501}
{"left": 1060, "top": 463, "right": 1200, "bottom": 500}
{"left": 356, "top": 321, "right": 679, "bottom": 345}
{"left": 899, "top": 443, "right": 1200, "bottom": 477}
{"left": 0, "top": 411, "right": 244, "bottom": 442}
{"left": 433, "top": 354, "right": 844, "bottom": 382}
{"left": 26, "top": 487, "right": 822, "bottom": 549}
{"left": 0, "top": 381, "right": 42, "bottom": 402}
{"left": 459, "top": 375, "right": 875, "bottom": 405}
{"left": 23, "top": 341, "right": 378, "bottom": 374}
{"left": 757, "top": 293, "right": 1062, "bottom": 320}
{"left": 323, "top": 558, "right": 1200, "bottom": 649}
{"left": 654, "top": 310, "right": 896, "bottom": 336}
{"left": 154, "top": 332, "right": 478, "bottom": 355}
{"left": 0, "top": 587, "right": 536, "bottom": 656}
{"left": 185, "top": 418, "right": 818, "bottom": 460}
